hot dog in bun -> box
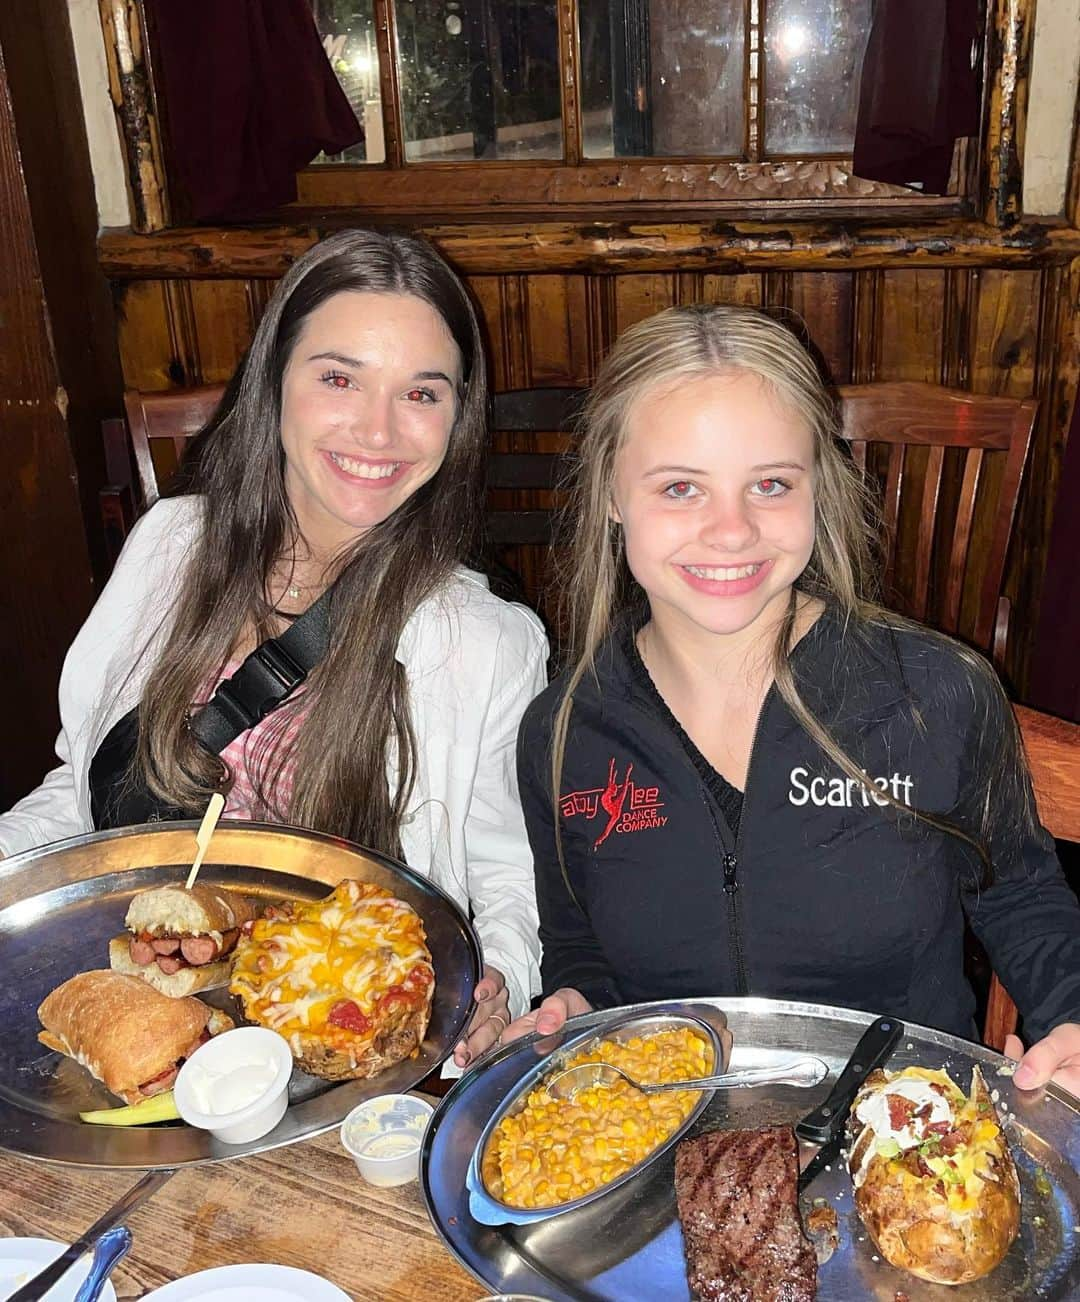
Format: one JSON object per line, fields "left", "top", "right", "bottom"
{"left": 109, "top": 883, "right": 257, "bottom": 996}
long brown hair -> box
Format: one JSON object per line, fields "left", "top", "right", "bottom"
{"left": 552, "top": 304, "right": 1032, "bottom": 889}
{"left": 135, "top": 229, "right": 487, "bottom": 855}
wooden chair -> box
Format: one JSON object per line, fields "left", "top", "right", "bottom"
{"left": 124, "top": 383, "right": 225, "bottom": 509}
{"left": 837, "top": 381, "right": 1037, "bottom": 669}
{"left": 981, "top": 706, "right": 1080, "bottom": 1052}
{"left": 835, "top": 383, "right": 1041, "bottom": 1055}
{"left": 486, "top": 387, "right": 585, "bottom": 547}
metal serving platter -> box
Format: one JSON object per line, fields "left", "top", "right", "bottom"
{"left": 423, "top": 997, "right": 1080, "bottom": 1301}
{"left": 0, "top": 821, "right": 481, "bottom": 1168}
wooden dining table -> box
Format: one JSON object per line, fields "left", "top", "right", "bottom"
{"left": 0, "top": 1097, "right": 485, "bottom": 1301}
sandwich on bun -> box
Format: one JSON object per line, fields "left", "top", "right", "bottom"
{"left": 110, "top": 883, "right": 257, "bottom": 996}
{"left": 37, "top": 969, "right": 234, "bottom": 1105}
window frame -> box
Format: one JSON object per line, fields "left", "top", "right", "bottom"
{"left": 104, "top": 0, "right": 1034, "bottom": 233}
{"left": 293, "top": 0, "right": 976, "bottom": 218}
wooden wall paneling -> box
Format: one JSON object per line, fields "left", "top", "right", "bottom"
{"left": 0, "top": 36, "right": 94, "bottom": 806}
{"left": 959, "top": 268, "right": 1041, "bottom": 664}
{"left": 523, "top": 276, "right": 591, "bottom": 385}
{"left": 162, "top": 280, "right": 201, "bottom": 385}
{"left": 785, "top": 273, "right": 854, "bottom": 385}
{"left": 1004, "top": 260, "right": 1080, "bottom": 690}
{"left": 941, "top": 269, "right": 977, "bottom": 391}
{"left": 683, "top": 273, "right": 764, "bottom": 307}
{"left": 467, "top": 275, "right": 529, "bottom": 391}
{"left": 612, "top": 274, "right": 678, "bottom": 333}
{"left": 585, "top": 275, "right": 617, "bottom": 377}
{"left": 970, "top": 269, "right": 1040, "bottom": 397}
{"left": 876, "top": 272, "right": 947, "bottom": 382}
{"left": 114, "top": 280, "right": 177, "bottom": 391}
{"left": 188, "top": 281, "right": 259, "bottom": 384}
{"left": 245, "top": 279, "right": 278, "bottom": 330}
{"left": 850, "top": 269, "right": 881, "bottom": 383}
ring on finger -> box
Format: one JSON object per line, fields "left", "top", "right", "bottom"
{"left": 488, "top": 1013, "right": 508, "bottom": 1047}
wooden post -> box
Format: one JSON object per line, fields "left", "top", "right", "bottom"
{"left": 97, "top": 0, "right": 170, "bottom": 231}
{"left": 0, "top": 35, "right": 96, "bottom": 803}
{"left": 982, "top": 0, "right": 1035, "bottom": 229}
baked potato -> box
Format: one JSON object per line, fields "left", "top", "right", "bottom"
{"left": 847, "top": 1065, "right": 1020, "bottom": 1285}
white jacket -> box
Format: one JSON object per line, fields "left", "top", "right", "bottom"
{"left": 0, "top": 497, "right": 548, "bottom": 1018}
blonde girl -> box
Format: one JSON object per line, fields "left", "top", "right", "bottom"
{"left": 503, "top": 304, "right": 1080, "bottom": 1095}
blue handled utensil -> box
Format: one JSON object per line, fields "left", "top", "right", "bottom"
{"left": 73, "top": 1225, "right": 132, "bottom": 1302}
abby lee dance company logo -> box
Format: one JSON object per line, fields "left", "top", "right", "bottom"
{"left": 560, "top": 759, "right": 668, "bottom": 850}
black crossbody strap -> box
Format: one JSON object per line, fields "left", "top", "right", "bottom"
{"left": 188, "top": 587, "right": 333, "bottom": 754}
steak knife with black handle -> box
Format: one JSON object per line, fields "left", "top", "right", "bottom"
{"left": 796, "top": 1014, "right": 904, "bottom": 1193}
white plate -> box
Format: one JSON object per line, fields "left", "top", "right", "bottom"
{"left": 0, "top": 1237, "right": 117, "bottom": 1302}
{"left": 143, "top": 1264, "right": 351, "bottom": 1300}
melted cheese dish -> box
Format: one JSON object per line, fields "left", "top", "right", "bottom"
{"left": 230, "top": 880, "right": 434, "bottom": 1074}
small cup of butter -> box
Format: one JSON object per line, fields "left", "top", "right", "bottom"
{"left": 340, "top": 1093, "right": 434, "bottom": 1187}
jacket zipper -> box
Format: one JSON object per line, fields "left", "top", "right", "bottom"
{"left": 721, "top": 848, "right": 747, "bottom": 995}
{"left": 717, "top": 687, "right": 773, "bottom": 997}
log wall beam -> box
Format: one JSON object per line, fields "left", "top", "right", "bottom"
{"left": 96, "top": 0, "right": 169, "bottom": 232}
{"left": 982, "top": 0, "right": 1035, "bottom": 229}
{"left": 98, "top": 217, "right": 1080, "bottom": 280}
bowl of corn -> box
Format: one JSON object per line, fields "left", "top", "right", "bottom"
{"left": 466, "top": 1009, "right": 726, "bottom": 1226}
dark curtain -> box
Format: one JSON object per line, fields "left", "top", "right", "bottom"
{"left": 1029, "top": 396, "right": 1080, "bottom": 722}
{"left": 852, "top": 0, "right": 980, "bottom": 194}
{"left": 150, "top": 0, "right": 363, "bottom": 221}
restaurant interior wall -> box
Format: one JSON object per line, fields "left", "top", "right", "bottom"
{"left": 63, "top": 0, "right": 1080, "bottom": 713}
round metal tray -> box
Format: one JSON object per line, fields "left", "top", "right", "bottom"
{"left": 423, "top": 997, "right": 1080, "bottom": 1301}
{"left": 0, "top": 821, "right": 481, "bottom": 1168}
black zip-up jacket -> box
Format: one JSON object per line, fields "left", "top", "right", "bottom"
{"left": 517, "top": 609, "right": 1080, "bottom": 1043}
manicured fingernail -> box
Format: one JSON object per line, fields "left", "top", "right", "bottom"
{"left": 1013, "top": 1064, "right": 1035, "bottom": 1088}
{"left": 536, "top": 1017, "right": 557, "bottom": 1032}
{"left": 476, "top": 988, "right": 489, "bottom": 1000}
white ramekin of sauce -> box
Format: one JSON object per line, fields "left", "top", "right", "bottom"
{"left": 174, "top": 1025, "right": 293, "bottom": 1144}
{"left": 340, "top": 1094, "right": 434, "bottom": 1187}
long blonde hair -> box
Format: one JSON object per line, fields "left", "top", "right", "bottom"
{"left": 551, "top": 304, "right": 1031, "bottom": 892}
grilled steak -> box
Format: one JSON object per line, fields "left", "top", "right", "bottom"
{"left": 675, "top": 1127, "right": 817, "bottom": 1302}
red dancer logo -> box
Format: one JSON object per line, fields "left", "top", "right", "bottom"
{"left": 595, "top": 758, "right": 634, "bottom": 849}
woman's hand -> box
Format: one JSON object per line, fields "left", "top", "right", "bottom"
{"left": 497, "top": 987, "right": 593, "bottom": 1048}
{"left": 453, "top": 966, "right": 511, "bottom": 1069}
{"left": 1005, "top": 1023, "right": 1080, "bottom": 1098}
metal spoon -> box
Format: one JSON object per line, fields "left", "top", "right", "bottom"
{"left": 546, "top": 1055, "right": 830, "bottom": 1100}
{"left": 73, "top": 1225, "right": 132, "bottom": 1302}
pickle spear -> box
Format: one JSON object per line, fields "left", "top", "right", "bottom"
{"left": 80, "top": 1091, "right": 180, "bottom": 1125}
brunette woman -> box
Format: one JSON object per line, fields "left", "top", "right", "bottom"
{"left": 0, "top": 230, "right": 546, "bottom": 1065}
{"left": 505, "top": 304, "right": 1080, "bottom": 1094}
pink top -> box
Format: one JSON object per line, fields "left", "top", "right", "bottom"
{"left": 203, "top": 657, "right": 309, "bottom": 821}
